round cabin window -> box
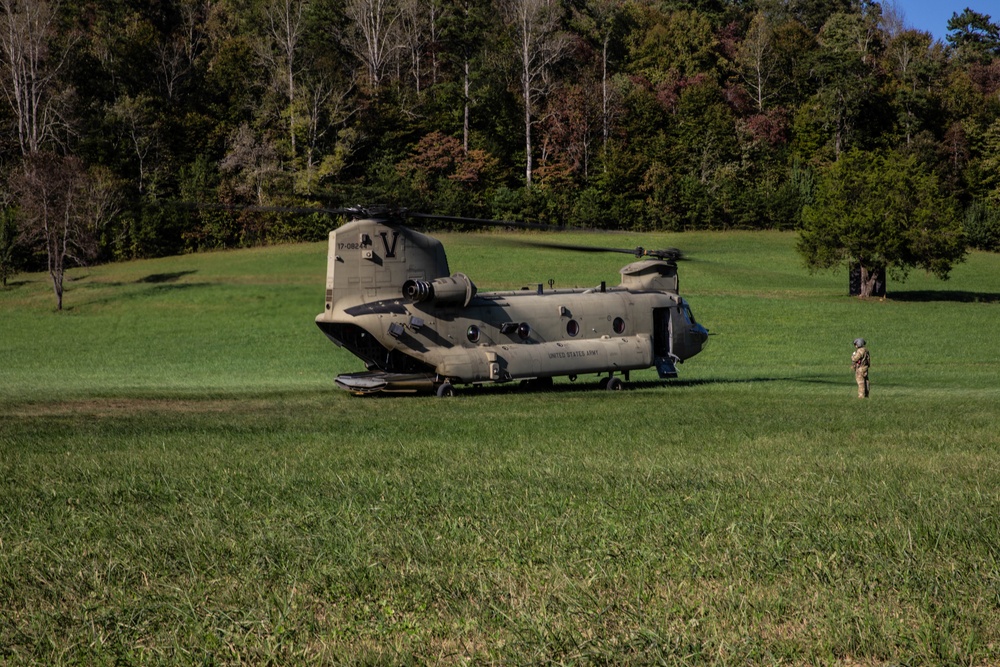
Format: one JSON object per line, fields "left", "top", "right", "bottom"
{"left": 566, "top": 320, "right": 580, "bottom": 337}
{"left": 517, "top": 322, "right": 531, "bottom": 339}
{"left": 467, "top": 324, "right": 480, "bottom": 343}
{"left": 613, "top": 317, "right": 626, "bottom": 334}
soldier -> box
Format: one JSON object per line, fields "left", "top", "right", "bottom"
{"left": 851, "top": 338, "right": 870, "bottom": 398}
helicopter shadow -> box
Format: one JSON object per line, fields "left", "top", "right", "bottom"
{"left": 889, "top": 290, "right": 1000, "bottom": 304}
{"left": 361, "top": 374, "right": 840, "bottom": 398}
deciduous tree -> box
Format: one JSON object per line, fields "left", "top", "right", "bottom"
{"left": 0, "top": 0, "right": 73, "bottom": 155}
{"left": 501, "top": 0, "right": 569, "bottom": 188}
{"left": 10, "top": 153, "right": 120, "bottom": 309}
{"left": 258, "top": 0, "right": 310, "bottom": 159}
{"left": 344, "top": 0, "right": 401, "bottom": 92}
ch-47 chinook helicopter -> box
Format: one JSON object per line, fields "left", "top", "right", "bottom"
{"left": 312, "top": 207, "right": 709, "bottom": 396}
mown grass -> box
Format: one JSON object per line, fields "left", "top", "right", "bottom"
{"left": 2, "top": 232, "right": 999, "bottom": 664}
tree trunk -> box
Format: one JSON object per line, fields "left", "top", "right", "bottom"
{"left": 524, "top": 84, "right": 533, "bottom": 187}
{"left": 858, "top": 264, "right": 878, "bottom": 299}
{"left": 522, "top": 38, "right": 533, "bottom": 188}
{"left": 849, "top": 261, "right": 887, "bottom": 297}
{"left": 48, "top": 238, "right": 63, "bottom": 310}
{"left": 52, "top": 270, "right": 63, "bottom": 309}
{"left": 601, "top": 35, "right": 609, "bottom": 147}
{"left": 463, "top": 58, "right": 470, "bottom": 155}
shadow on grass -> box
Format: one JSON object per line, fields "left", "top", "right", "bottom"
{"left": 138, "top": 270, "right": 197, "bottom": 284}
{"left": 890, "top": 290, "right": 1000, "bottom": 304}
{"left": 66, "top": 274, "right": 212, "bottom": 310}
{"left": 352, "top": 374, "right": 841, "bottom": 399}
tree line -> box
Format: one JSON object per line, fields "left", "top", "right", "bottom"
{"left": 1, "top": 0, "right": 999, "bottom": 304}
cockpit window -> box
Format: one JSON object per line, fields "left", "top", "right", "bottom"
{"left": 681, "top": 300, "right": 696, "bottom": 325}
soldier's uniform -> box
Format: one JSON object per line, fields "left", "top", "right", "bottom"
{"left": 851, "top": 338, "right": 870, "bottom": 398}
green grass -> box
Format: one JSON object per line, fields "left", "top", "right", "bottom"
{"left": 2, "top": 232, "right": 999, "bottom": 664}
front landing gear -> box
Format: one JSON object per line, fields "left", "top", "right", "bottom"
{"left": 598, "top": 374, "right": 624, "bottom": 391}
{"left": 436, "top": 382, "right": 455, "bottom": 397}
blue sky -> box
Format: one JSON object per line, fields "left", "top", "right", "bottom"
{"left": 890, "top": 0, "right": 996, "bottom": 41}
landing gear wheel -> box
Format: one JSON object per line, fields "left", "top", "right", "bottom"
{"left": 436, "top": 382, "right": 455, "bottom": 397}
{"left": 606, "top": 377, "right": 624, "bottom": 391}
{"left": 598, "top": 377, "right": 610, "bottom": 390}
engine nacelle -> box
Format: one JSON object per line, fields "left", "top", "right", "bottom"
{"left": 402, "top": 272, "right": 477, "bottom": 307}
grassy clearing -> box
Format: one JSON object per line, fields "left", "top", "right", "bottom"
{"left": 2, "top": 232, "right": 999, "bottom": 664}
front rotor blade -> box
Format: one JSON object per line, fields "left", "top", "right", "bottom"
{"left": 407, "top": 212, "right": 566, "bottom": 231}
{"left": 166, "top": 201, "right": 376, "bottom": 218}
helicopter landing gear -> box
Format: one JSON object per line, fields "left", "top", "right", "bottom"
{"left": 436, "top": 382, "right": 455, "bottom": 397}
{"left": 520, "top": 376, "right": 554, "bottom": 390}
{"left": 599, "top": 374, "right": 624, "bottom": 391}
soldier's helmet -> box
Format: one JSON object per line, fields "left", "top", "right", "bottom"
{"left": 853, "top": 338, "right": 866, "bottom": 347}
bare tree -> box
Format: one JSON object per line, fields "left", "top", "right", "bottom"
{"left": 258, "top": 0, "right": 310, "bottom": 158}
{"left": 220, "top": 124, "right": 281, "bottom": 205}
{"left": 155, "top": 0, "right": 209, "bottom": 101}
{"left": 427, "top": 0, "right": 447, "bottom": 86}
{"left": 879, "top": 0, "right": 907, "bottom": 39}
{"left": 501, "top": 0, "right": 569, "bottom": 187}
{"left": 109, "top": 93, "right": 158, "bottom": 194}
{"left": 344, "top": 0, "right": 401, "bottom": 92}
{"left": 0, "top": 0, "right": 73, "bottom": 155}
{"left": 737, "top": 12, "right": 778, "bottom": 112}
{"left": 396, "top": 0, "right": 448, "bottom": 94}
{"left": 295, "top": 74, "right": 357, "bottom": 192}
{"left": 10, "top": 153, "right": 120, "bottom": 309}
{"left": 576, "top": 0, "right": 623, "bottom": 147}
{"left": 399, "top": 0, "right": 427, "bottom": 93}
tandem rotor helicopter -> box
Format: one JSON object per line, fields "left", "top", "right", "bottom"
{"left": 311, "top": 206, "right": 709, "bottom": 396}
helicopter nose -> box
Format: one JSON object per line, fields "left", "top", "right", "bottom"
{"left": 693, "top": 323, "right": 709, "bottom": 348}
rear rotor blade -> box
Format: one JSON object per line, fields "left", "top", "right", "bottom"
{"left": 510, "top": 239, "right": 684, "bottom": 261}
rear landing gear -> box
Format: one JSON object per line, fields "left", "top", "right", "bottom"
{"left": 436, "top": 382, "right": 454, "bottom": 397}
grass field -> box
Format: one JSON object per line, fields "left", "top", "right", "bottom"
{"left": 2, "top": 231, "right": 999, "bottom": 665}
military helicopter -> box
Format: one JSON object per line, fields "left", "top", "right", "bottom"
{"left": 313, "top": 207, "right": 709, "bottom": 396}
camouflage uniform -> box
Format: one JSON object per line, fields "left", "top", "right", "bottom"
{"left": 851, "top": 339, "right": 870, "bottom": 398}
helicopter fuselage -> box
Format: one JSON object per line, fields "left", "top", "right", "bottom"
{"left": 315, "top": 218, "right": 708, "bottom": 394}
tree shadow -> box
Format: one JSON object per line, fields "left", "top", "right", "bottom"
{"left": 137, "top": 270, "right": 197, "bottom": 284}
{"left": 890, "top": 290, "right": 1000, "bottom": 304}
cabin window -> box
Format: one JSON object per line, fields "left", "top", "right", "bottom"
{"left": 613, "top": 317, "right": 626, "bottom": 334}
{"left": 517, "top": 322, "right": 531, "bottom": 339}
{"left": 566, "top": 320, "right": 580, "bottom": 337}
{"left": 467, "top": 325, "right": 481, "bottom": 343}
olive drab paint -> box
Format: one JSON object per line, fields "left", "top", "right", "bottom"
{"left": 315, "top": 216, "right": 709, "bottom": 395}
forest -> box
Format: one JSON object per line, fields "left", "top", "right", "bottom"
{"left": 1, "top": 0, "right": 999, "bottom": 274}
